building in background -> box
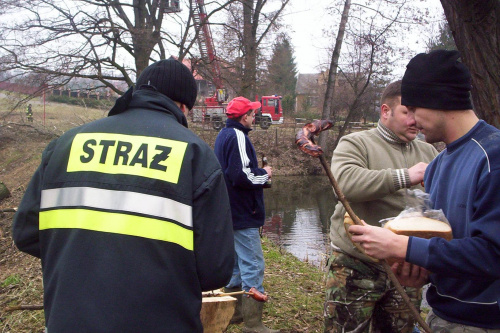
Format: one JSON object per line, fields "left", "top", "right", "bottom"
{"left": 294, "top": 73, "right": 325, "bottom": 114}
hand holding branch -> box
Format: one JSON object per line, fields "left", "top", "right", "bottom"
{"left": 392, "top": 261, "right": 430, "bottom": 289}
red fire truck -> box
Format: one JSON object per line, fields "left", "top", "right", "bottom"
{"left": 254, "top": 95, "right": 283, "bottom": 129}
{"left": 191, "top": 0, "right": 283, "bottom": 130}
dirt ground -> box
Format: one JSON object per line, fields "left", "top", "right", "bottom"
{"left": 0, "top": 99, "right": 332, "bottom": 332}
{"left": 1, "top": 122, "right": 54, "bottom": 332}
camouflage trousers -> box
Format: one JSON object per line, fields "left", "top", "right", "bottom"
{"left": 324, "top": 250, "right": 422, "bottom": 333}
{"left": 426, "top": 311, "right": 500, "bottom": 333}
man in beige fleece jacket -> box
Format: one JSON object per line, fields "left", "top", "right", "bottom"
{"left": 324, "top": 80, "right": 438, "bottom": 333}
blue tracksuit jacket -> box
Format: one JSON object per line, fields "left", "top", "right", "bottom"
{"left": 214, "top": 119, "right": 269, "bottom": 230}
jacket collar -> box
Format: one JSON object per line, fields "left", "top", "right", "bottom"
{"left": 108, "top": 87, "right": 188, "bottom": 128}
{"left": 376, "top": 120, "right": 408, "bottom": 145}
{"left": 225, "top": 118, "right": 252, "bottom": 134}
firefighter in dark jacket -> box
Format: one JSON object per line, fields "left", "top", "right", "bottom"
{"left": 12, "top": 58, "right": 234, "bottom": 333}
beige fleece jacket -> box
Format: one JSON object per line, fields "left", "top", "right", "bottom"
{"left": 330, "top": 126, "right": 438, "bottom": 262}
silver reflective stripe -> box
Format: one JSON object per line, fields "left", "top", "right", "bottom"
{"left": 41, "top": 187, "right": 192, "bottom": 228}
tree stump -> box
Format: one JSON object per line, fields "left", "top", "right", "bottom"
{"left": 201, "top": 294, "right": 236, "bottom": 333}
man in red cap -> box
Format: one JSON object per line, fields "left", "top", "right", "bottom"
{"left": 214, "top": 97, "right": 278, "bottom": 333}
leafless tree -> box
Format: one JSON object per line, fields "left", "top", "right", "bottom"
{"left": 217, "top": 0, "right": 290, "bottom": 99}
{"left": 318, "top": 0, "right": 351, "bottom": 149}
{"left": 318, "top": 0, "right": 428, "bottom": 153}
{"left": 0, "top": 0, "right": 232, "bottom": 97}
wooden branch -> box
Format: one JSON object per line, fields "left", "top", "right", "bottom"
{"left": 318, "top": 155, "right": 432, "bottom": 333}
{"left": 4, "top": 304, "right": 44, "bottom": 312}
{"left": 0, "top": 208, "right": 17, "bottom": 213}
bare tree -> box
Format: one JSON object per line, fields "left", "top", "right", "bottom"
{"left": 318, "top": 0, "right": 351, "bottom": 149}
{"left": 318, "top": 0, "right": 428, "bottom": 153}
{"left": 217, "top": 0, "right": 289, "bottom": 99}
{"left": 0, "top": 0, "right": 231, "bottom": 97}
{"left": 440, "top": 0, "right": 500, "bottom": 128}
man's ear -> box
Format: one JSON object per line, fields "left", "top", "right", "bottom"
{"left": 240, "top": 113, "right": 249, "bottom": 124}
{"left": 179, "top": 104, "right": 187, "bottom": 115}
{"left": 380, "top": 104, "right": 391, "bottom": 120}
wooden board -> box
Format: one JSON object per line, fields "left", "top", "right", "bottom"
{"left": 200, "top": 295, "right": 236, "bottom": 333}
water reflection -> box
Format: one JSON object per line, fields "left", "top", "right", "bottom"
{"left": 262, "top": 175, "right": 337, "bottom": 267}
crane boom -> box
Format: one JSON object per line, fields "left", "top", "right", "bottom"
{"left": 187, "top": 0, "right": 283, "bottom": 130}
{"left": 192, "top": 0, "right": 224, "bottom": 91}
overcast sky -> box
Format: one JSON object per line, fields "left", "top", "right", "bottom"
{"left": 282, "top": 0, "right": 445, "bottom": 76}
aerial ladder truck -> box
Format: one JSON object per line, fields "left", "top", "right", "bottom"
{"left": 191, "top": 0, "right": 284, "bottom": 130}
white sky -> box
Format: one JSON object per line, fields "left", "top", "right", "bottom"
{"left": 282, "top": 0, "right": 445, "bottom": 75}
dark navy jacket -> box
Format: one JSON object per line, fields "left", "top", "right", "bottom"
{"left": 407, "top": 120, "right": 500, "bottom": 329}
{"left": 12, "top": 89, "right": 234, "bottom": 333}
{"left": 214, "top": 119, "right": 269, "bottom": 230}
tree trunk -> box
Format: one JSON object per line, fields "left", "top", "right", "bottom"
{"left": 318, "top": 0, "right": 351, "bottom": 151}
{"left": 440, "top": 0, "right": 500, "bottom": 128}
{"left": 241, "top": 0, "right": 258, "bottom": 99}
{"left": 121, "top": 0, "right": 163, "bottom": 78}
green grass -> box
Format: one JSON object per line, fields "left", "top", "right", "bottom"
{"left": 0, "top": 151, "right": 24, "bottom": 170}
{"left": 226, "top": 237, "right": 326, "bottom": 332}
{"left": 2, "top": 275, "right": 21, "bottom": 288}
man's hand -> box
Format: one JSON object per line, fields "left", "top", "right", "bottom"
{"left": 348, "top": 224, "right": 409, "bottom": 260}
{"left": 408, "top": 162, "right": 429, "bottom": 186}
{"left": 263, "top": 166, "right": 272, "bottom": 178}
{"left": 392, "top": 261, "right": 430, "bottom": 288}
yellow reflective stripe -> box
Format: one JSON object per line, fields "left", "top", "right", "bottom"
{"left": 40, "top": 209, "right": 193, "bottom": 251}
{"left": 67, "top": 133, "right": 188, "bottom": 184}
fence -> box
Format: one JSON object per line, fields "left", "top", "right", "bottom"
{"left": 188, "top": 117, "right": 376, "bottom": 150}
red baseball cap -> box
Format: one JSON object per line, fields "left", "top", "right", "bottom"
{"left": 226, "top": 97, "right": 261, "bottom": 118}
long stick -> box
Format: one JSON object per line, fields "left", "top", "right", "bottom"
{"left": 318, "top": 155, "right": 432, "bottom": 333}
{"left": 220, "top": 287, "right": 268, "bottom": 302}
{"left": 4, "top": 304, "right": 44, "bottom": 311}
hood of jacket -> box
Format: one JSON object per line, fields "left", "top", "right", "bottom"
{"left": 108, "top": 87, "right": 188, "bottom": 128}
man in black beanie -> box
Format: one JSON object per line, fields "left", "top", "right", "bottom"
{"left": 12, "top": 57, "right": 234, "bottom": 332}
{"left": 347, "top": 49, "right": 500, "bottom": 332}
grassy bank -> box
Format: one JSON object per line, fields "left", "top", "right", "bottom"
{"left": 0, "top": 234, "right": 325, "bottom": 332}
{"left": 227, "top": 237, "right": 326, "bottom": 332}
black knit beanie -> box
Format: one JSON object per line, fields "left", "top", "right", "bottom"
{"left": 136, "top": 57, "right": 198, "bottom": 110}
{"left": 401, "top": 50, "right": 472, "bottom": 110}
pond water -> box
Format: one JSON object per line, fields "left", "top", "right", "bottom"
{"left": 261, "top": 176, "right": 432, "bottom": 309}
{"left": 262, "top": 175, "right": 337, "bottom": 268}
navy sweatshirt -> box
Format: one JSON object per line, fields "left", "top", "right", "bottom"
{"left": 407, "top": 120, "right": 500, "bottom": 329}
